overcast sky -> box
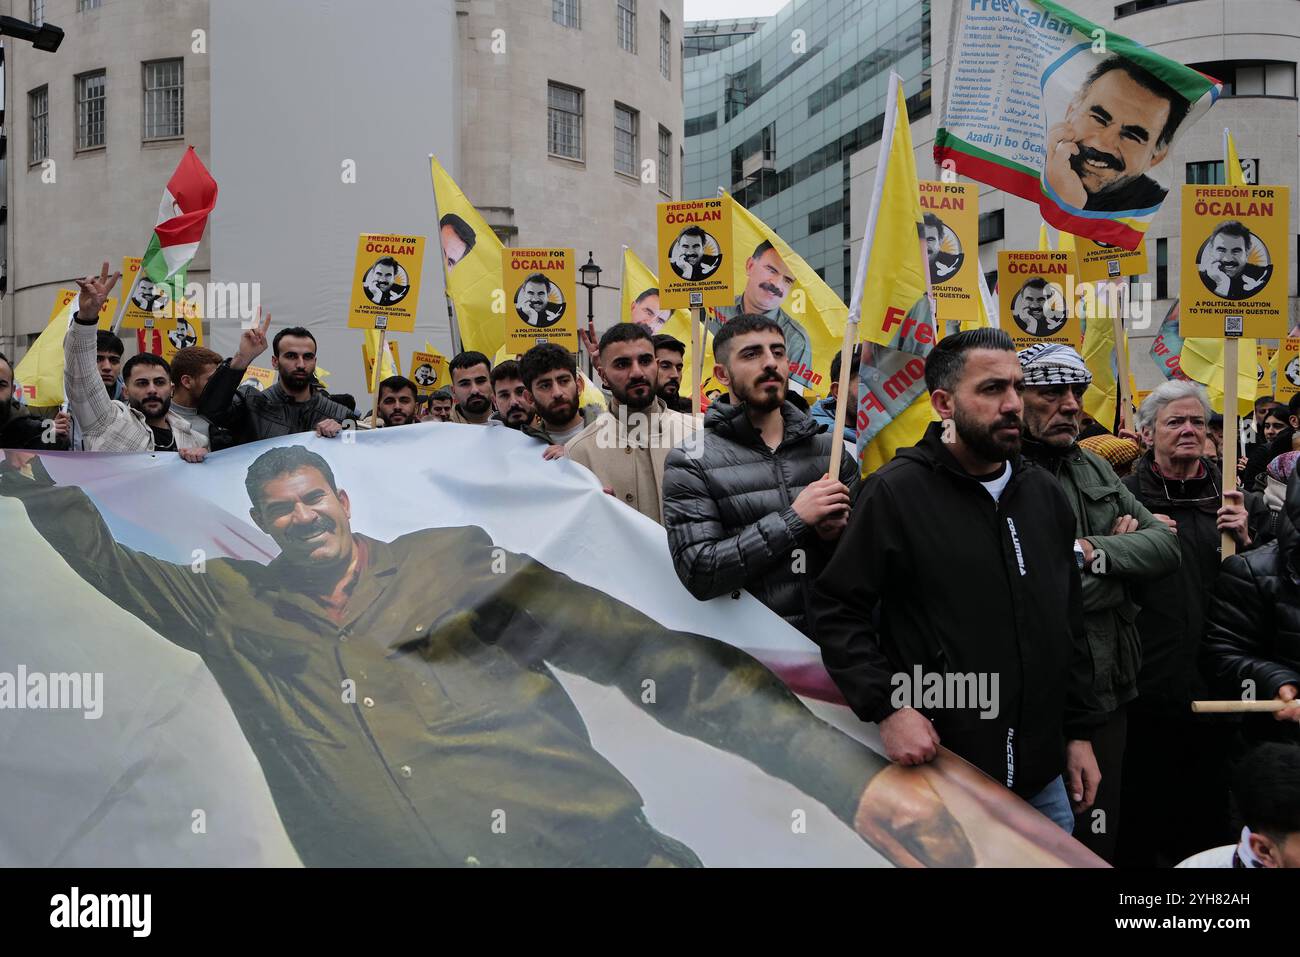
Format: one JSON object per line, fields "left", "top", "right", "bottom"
{"left": 684, "top": 0, "right": 790, "bottom": 21}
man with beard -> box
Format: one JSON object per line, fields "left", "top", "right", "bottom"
{"left": 923, "top": 214, "right": 962, "bottom": 284}
{"left": 130, "top": 274, "right": 170, "bottom": 314}
{"left": 439, "top": 213, "right": 476, "bottom": 270}
{"left": 631, "top": 288, "right": 669, "bottom": 334}
{"left": 517, "top": 274, "right": 563, "bottom": 327}
{"left": 422, "top": 388, "right": 453, "bottom": 423}
{"left": 669, "top": 226, "right": 722, "bottom": 281}
{"left": 200, "top": 308, "right": 357, "bottom": 445}
{"left": 1012, "top": 278, "right": 1066, "bottom": 337}
{"left": 519, "top": 344, "right": 597, "bottom": 456}
{"left": 1045, "top": 57, "right": 1190, "bottom": 213}
{"left": 370, "top": 376, "right": 420, "bottom": 428}
{"left": 709, "top": 242, "right": 813, "bottom": 391}
{"left": 0, "top": 352, "right": 70, "bottom": 450}
{"left": 62, "top": 263, "right": 207, "bottom": 456}
{"left": 363, "top": 257, "right": 409, "bottom": 306}
{"left": 1199, "top": 221, "right": 1272, "bottom": 300}
{"left": 1017, "top": 343, "right": 1180, "bottom": 861}
{"left": 487, "top": 360, "right": 553, "bottom": 448}
{"left": 812, "top": 328, "right": 1104, "bottom": 833}
{"left": 663, "top": 315, "right": 854, "bottom": 634}
{"left": 568, "top": 324, "right": 699, "bottom": 524}
{"left": 447, "top": 351, "right": 494, "bottom": 425}
{"left": 652, "top": 334, "right": 692, "bottom": 413}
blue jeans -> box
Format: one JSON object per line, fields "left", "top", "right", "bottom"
{"left": 1029, "top": 775, "right": 1075, "bottom": 833}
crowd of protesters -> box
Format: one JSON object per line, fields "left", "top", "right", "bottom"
{"left": 2, "top": 261, "right": 1298, "bottom": 868}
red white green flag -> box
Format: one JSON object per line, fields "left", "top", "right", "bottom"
{"left": 140, "top": 147, "right": 218, "bottom": 285}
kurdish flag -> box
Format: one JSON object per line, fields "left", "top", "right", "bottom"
{"left": 141, "top": 147, "right": 218, "bottom": 286}
{"left": 852, "top": 73, "right": 938, "bottom": 476}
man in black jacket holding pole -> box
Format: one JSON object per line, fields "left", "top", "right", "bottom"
{"left": 813, "top": 328, "right": 1104, "bottom": 832}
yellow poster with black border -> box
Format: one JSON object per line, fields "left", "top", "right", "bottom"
{"left": 48, "top": 288, "right": 119, "bottom": 331}
{"left": 504, "top": 248, "right": 577, "bottom": 352}
{"left": 347, "top": 234, "right": 426, "bottom": 334}
{"left": 1275, "top": 338, "right": 1300, "bottom": 402}
{"left": 1074, "top": 237, "right": 1148, "bottom": 284}
{"left": 657, "top": 199, "right": 734, "bottom": 309}
{"left": 409, "top": 349, "right": 450, "bottom": 396}
{"left": 919, "top": 181, "right": 979, "bottom": 325}
{"left": 999, "top": 251, "right": 1080, "bottom": 348}
{"left": 1179, "top": 185, "right": 1288, "bottom": 339}
{"left": 238, "top": 366, "right": 276, "bottom": 392}
{"left": 120, "top": 256, "right": 180, "bottom": 331}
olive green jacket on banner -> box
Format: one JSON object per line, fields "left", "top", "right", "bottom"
{"left": 1022, "top": 438, "right": 1182, "bottom": 713}
{"left": 0, "top": 461, "right": 881, "bottom": 867}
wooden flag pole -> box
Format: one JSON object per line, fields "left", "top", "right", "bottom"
{"left": 826, "top": 318, "right": 859, "bottom": 480}
{"left": 369, "top": 325, "right": 388, "bottom": 424}
{"left": 1192, "top": 699, "right": 1288, "bottom": 713}
{"left": 1222, "top": 339, "right": 1239, "bottom": 558}
{"left": 1112, "top": 281, "right": 1133, "bottom": 434}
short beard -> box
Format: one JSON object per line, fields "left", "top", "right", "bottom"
{"left": 537, "top": 396, "right": 578, "bottom": 427}
{"left": 131, "top": 396, "right": 172, "bottom": 421}
{"left": 954, "top": 404, "right": 1020, "bottom": 462}
{"left": 735, "top": 375, "right": 785, "bottom": 413}
{"left": 614, "top": 381, "right": 655, "bottom": 412}
{"left": 463, "top": 394, "right": 491, "bottom": 413}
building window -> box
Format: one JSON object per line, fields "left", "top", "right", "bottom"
{"left": 29, "top": 86, "right": 48, "bottom": 164}
{"left": 660, "top": 13, "right": 671, "bottom": 79}
{"left": 77, "top": 0, "right": 101, "bottom": 10}
{"left": 614, "top": 104, "right": 638, "bottom": 176}
{"left": 143, "top": 59, "right": 185, "bottom": 141}
{"left": 76, "top": 71, "right": 107, "bottom": 151}
{"left": 1156, "top": 237, "right": 1168, "bottom": 300}
{"left": 658, "top": 126, "right": 672, "bottom": 196}
{"left": 1189, "top": 59, "right": 1297, "bottom": 98}
{"left": 547, "top": 82, "right": 583, "bottom": 160}
{"left": 1186, "top": 161, "right": 1224, "bottom": 185}
{"left": 30, "top": 0, "right": 44, "bottom": 24}
{"left": 985, "top": 270, "right": 998, "bottom": 294}
{"left": 617, "top": 0, "right": 636, "bottom": 53}
{"left": 1114, "top": 0, "right": 1196, "bottom": 17}
{"left": 552, "top": 0, "right": 579, "bottom": 29}
{"left": 977, "top": 209, "right": 1004, "bottom": 245}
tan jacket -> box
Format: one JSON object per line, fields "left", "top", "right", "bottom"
{"left": 565, "top": 397, "right": 701, "bottom": 524}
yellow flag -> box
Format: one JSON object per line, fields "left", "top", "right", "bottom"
{"left": 852, "top": 74, "right": 938, "bottom": 474}
{"left": 857, "top": 77, "right": 927, "bottom": 352}
{"left": 431, "top": 156, "right": 505, "bottom": 358}
{"left": 14, "top": 290, "right": 118, "bottom": 407}
{"left": 717, "top": 194, "right": 848, "bottom": 398}
{"left": 362, "top": 330, "right": 401, "bottom": 392}
{"left": 1038, "top": 223, "right": 1052, "bottom": 252}
{"left": 621, "top": 246, "right": 719, "bottom": 400}
{"left": 1225, "top": 129, "right": 1246, "bottom": 187}
{"left": 1081, "top": 294, "right": 1137, "bottom": 430}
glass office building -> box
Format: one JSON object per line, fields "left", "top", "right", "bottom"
{"left": 684, "top": 0, "right": 930, "bottom": 299}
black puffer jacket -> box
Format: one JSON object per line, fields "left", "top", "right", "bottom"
{"left": 1203, "top": 470, "right": 1300, "bottom": 746}
{"left": 661, "top": 400, "right": 856, "bottom": 636}
{"left": 199, "top": 358, "right": 358, "bottom": 446}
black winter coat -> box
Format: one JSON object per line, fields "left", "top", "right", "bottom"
{"left": 661, "top": 400, "right": 856, "bottom": 636}
{"left": 1203, "top": 470, "right": 1300, "bottom": 746}
{"left": 812, "top": 423, "right": 1104, "bottom": 798}
{"left": 198, "top": 359, "right": 358, "bottom": 446}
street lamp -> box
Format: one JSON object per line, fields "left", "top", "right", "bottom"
{"left": 578, "top": 251, "right": 602, "bottom": 377}
{"left": 0, "top": 15, "right": 64, "bottom": 53}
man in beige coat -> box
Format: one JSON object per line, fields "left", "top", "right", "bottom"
{"left": 566, "top": 324, "right": 700, "bottom": 524}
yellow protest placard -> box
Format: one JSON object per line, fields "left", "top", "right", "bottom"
{"left": 919, "top": 181, "right": 980, "bottom": 325}
{"left": 346, "top": 233, "right": 425, "bottom": 333}
{"left": 238, "top": 366, "right": 276, "bottom": 392}
{"left": 120, "top": 256, "right": 181, "bottom": 331}
{"left": 657, "top": 199, "right": 734, "bottom": 309}
{"left": 409, "top": 349, "right": 450, "bottom": 396}
{"left": 1074, "top": 237, "right": 1148, "bottom": 284}
{"left": 48, "top": 288, "right": 118, "bottom": 330}
{"left": 999, "top": 251, "right": 1080, "bottom": 348}
{"left": 1256, "top": 344, "right": 1274, "bottom": 398}
{"left": 1275, "top": 338, "right": 1300, "bottom": 402}
{"left": 1179, "top": 185, "right": 1288, "bottom": 339}
{"left": 503, "top": 248, "right": 577, "bottom": 352}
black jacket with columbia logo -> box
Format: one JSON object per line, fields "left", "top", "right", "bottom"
{"left": 812, "top": 423, "right": 1104, "bottom": 798}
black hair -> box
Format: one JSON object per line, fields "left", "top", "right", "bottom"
{"left": 96, "top": 329, "right": 125, "bottom": 357}
{"left": 924, "top": 327, "right": 1016, "bottom": 394}
{"left": 831, "top": 344, "right": 862, "bottom": 383}
{"left": 329, "top": 393, "right": 357, "bottom": 412}
{"left": 751, "top": 239, "right": 774, "bottom": 259}
{"left": 598, "top": 322, "right": 654, "bottom": 353}
{"left": 923, "top": 213, "right": 944, "bottom": 230}
{"left": 634, "top": 287, "right": 659, "bottom": 305}
{"left": 377, "top": 375, "right": 417, "bottom": 400}
{"left": 713, "top": 313, "right": 784, "bottom": 364}
{"left": 273, "top": 327, "right": 316, "bottom": 357}
{"left": 122, "top": 352, "right": 171, "bottom": 382}
{"left": 245, "top": 446, "right": 338, "bottom": 510}
{"left": 518, "top": 343, "right": 576, "bottom": 389}
{"left": 449, "top": 350, "right": 491, "bottom": 376}
{"left": 679, "top": 225, "right": 708, "bottom": 242}
{"left": 427, "top": 388, "right": 453, "bottom": 404}
{"left": 1082, "top": 56, "right": 1192, "bottom": 147}
{"left": 1211, "top": 220, "right": 1253, "bottom": 245}
{"left": 440, "top": 213, "right": 476, "bottom": 253}
{"left": 1019, "top": 277, "right": 1050, "bottom": 294}
{"left": 490, "top": 359, "right": 524, "bottom": 387}
{"left": 1232, "top": 743, "right": 1300, "bottom": 841}
{"left": 652, "top": 333, "right": 686, "bottom": 357}
{"left": 523, "top": 272, "right": 550, "bottom": 288}
{"left": 373, "top": 256, "right": 401, "bottom": 274}
{"left": 1256, "top": 394, "right": 1277, "bottom": 407}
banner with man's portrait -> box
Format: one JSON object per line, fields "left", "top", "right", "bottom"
{"left": 657, "top": 199, "right": 734, "bottom": 309}
{"left": 0, "top": 429, "right": 1103, "bottom": 867}
{"left": 1178, "top": 185, "right": 1289, "bottom": 339}
{"left": 999, "top": 251, "right": 1081, "bottom": 348}
{"left": 621, "top": 247, "right": 720, "bottom": 401}
{"left": 432, "top": 157, "right": 508, "bottom": 358}
{"left": 918, "top": 181, "right": 980, "bottom": 326}
{"left": 346, "top": 233, "right": 426, "bottom": 334}
{"left": 936, "top": 0, "right": 1220, "bottom": 250}
{"left": 503, "top": 248, "right": 577, "bottom": 352}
